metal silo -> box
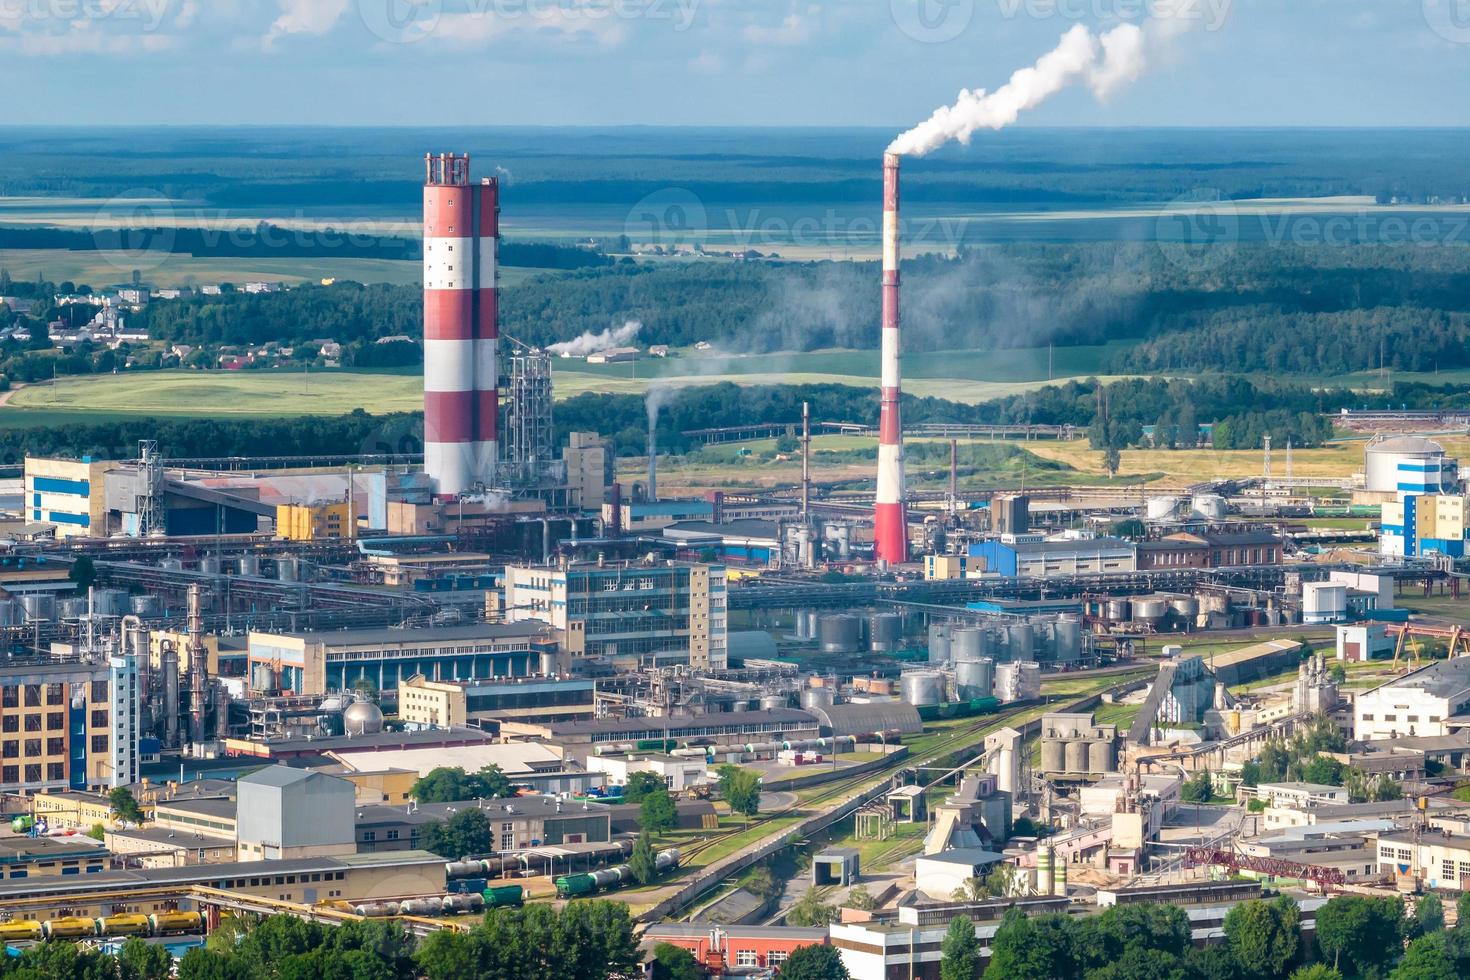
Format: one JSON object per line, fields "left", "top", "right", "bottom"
{"left": 92, "top": 589, "right": 127, "bottom": 617}
{"left": 801, "top": 687, "right": 835, "bottom": 711}
{"left": 818, "top": 615, "right": 861, "bottom": 654}
{"left": 1132, "top": 597, "right": 1169, "bottom": 627}
{"left": 1065, "top": 741, "right": 1088, "bottom": 774}
{"left": 0, "top": 600, "right": 18, "bottom": 627}
{"left": 1105, "top": 598, "right": 1131, "bottom": 623}
{"left": 899, "top": 671, "right": 946, "bottom": 707}
{"left": 1053, "top": 617, "right": 1082, "bottom": 663}
{"left": 1089, "top": 740, "right": 1115, "bottom": 774}
{"left": 928, "top": 624, "right": 951, "bottom": 664}
{"left": 240, "top": 555, "right": 262, "bottom": 577}
{"left": 956, "top": 658, "right": 994, "bottom": 700}
{"left": 760, "top": 694, "right": 790, "bottom": 712}
{"left": 951, "top": 628, "right": 983, "bottom": 663}
{"left": 199, "top": 557, "right": 221, "bottom": 576}
{"left": 1007, "top": 624, "right": 1035, "bottom": 663}
{"left": 869, "top": 613, "right": 903, "bottom": 653}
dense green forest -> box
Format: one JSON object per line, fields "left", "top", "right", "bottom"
{"left": 9, "top": 242, "right": 1467, "bottom": 373}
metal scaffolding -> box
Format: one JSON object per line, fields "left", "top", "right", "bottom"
{"left": 505, "top": 348, "right": 555, "bottom": 483}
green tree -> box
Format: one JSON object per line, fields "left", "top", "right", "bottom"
{"left": 1418, "top": 893, "right": 1446, "bottom": 936}
{"left": 419, "top": 808, "right": 492, "bottom": 859}
{"left": 1224, "top": 896, "right": 1301, "bottom": 980}
{"left": 118, "top": 937, "right": 175, "bottom": 980}
{"left": 410, "top": 765, "right": 512, "bottom": 803}
{"left": 177, "top": 948, "right": 258, "bottom": 980}
{"left": 87, "top": 822, "right": 105, "bottom": 841}
{"left": 68, "top": 555, "right": 96, "bottom": 593}
{"left": 1289, "top": 966, "right": 1343, "bottom": 980}
{"left": 1181, "top": 769, "right": 1214, "bottom": 803}
{"left": 777, "top": 944, "right": 850, "bottom": 980}
{"left": 651, "top": 943, "right": 702, "bottom": 980}
{"left": 984, "top": 909, "right": 1079, "bottom": 980}
{"left": 1086, "top": 947, "right": 1186, "bottom": 980}
{"left": 1092, "top": 903, "right": 1192, "bottom": 967}
{"left": 787, "top": 889, "right": 837, "bottom": 928}
{"left": 629, "top": 831, "right": 658, "bottom": 885}
{"left": 1391, "top": 929, "right": 1470, "bottom": 979}
{"left": 952, "top": 876, "right": 989, "bottom": 903}
{"left": 1458, "top": 891, "right": 1470, "bottom": 929}
{"left": 623, "top": 770, "right": 667, "bottom": 804}
{"left": 941, "top": 916, "right": 980, "bottom": 980}
{"left": 1315, "top": 895, "right": 1405, "bottom": 976}
{"left": 844, "top": 886, "right": 876, "bottom": 911}
{"left": 985, "top": 863, "right": 1021, "bottom": 898}
{"left": 723, "top": 767, "right": 763, "bottom": 819}
{"left": 640, "top": 786, "right": 678, "bottom": 834}
{"left": 413, "top": 930, "right": 481, "bottom": 980}
{"left": 109, "top": 786, "right": 145, "bottom": 824}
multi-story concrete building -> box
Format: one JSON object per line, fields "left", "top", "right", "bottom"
{"left": 245, "top": 622, "right": 569, "bottom": 696}
{"left": 276, "top": 500, "right": 355, "bottom": 541}
{"left": 397, "top": 673, "right": 595, "bottom": 729}
{"left": 502, "top": 561, "right": 727, "bottom": 670}
{"left": 1377, "top": 828, "right": 1470, "bottom": 890}
{"left": 1355, "top": 657, "right": 1470, "bottom": 740}
{"left": 23, "top": 456, "right": 113, "bottom": 538}
{"left": 0, "top": 656, "right": 137, "bottom": 795}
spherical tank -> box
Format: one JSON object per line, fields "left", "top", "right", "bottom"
{"left": 343, "top": 701, "right": 385, "bottom": 736}
{"left": 869, "top": 613, "right": 903, "bottom": 653}
{"left": 1089, "top": 740, "right": 1115, "bottom": 774}
{"left": 1041, "top": 740, "right": 1066, "bottom": 774}
{"left": 818, "top": 615, "right": 861, "bottom": 654}
{"left": 1065, "top": 741, "right": 1088, "bottom": 774}
{"left": 956, "top": 658, "right": 995, "bottom": 700}
{"left": 899, "top": 671, "right": 946, "bottom": 707}
{"left": 928, "top": 624, "right": 951, "bottom": 664}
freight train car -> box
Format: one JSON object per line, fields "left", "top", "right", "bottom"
{"left": 554, "top": 849, "right": 680, "bottom": 899}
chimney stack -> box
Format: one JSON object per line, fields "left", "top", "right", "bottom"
{"left": 874, "top": 152, "right": 908, "bottom": 564}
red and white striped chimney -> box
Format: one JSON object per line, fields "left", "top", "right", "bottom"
{"left": 424, "top": 153, "right": 499, "bottom": 499}
{"left": 874, "top": 152, "right": 908, "bottom": 565}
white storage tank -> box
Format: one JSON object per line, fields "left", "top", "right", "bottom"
{"left": 899, "top": 671, "right": 947, "bottom": 707}
{"left": 1146, "top": 496, "right": 1180, "bottom": 520}
{"left": 928, "top": 624, "right": 951, "bottom": 664}
{"left": 955, "top": 658, "right": 995, "bottom": 700}
{"left": 1303, "top": 582, "right": 1349, "bottom": 624}
{"left": 951, "top": 628, "right": 984, "bottom": 663}
{"left": 1191, "top": 494, "right": 1228, "bottom": 520}
{"left": 1364, "top": 436, "right": 1451, "bottom": 494}
{"left": 1132, "top": 597, "right": 1169, "bottom": 626}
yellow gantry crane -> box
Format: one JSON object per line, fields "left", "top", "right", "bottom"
{"left": 1390, "top": 623, "right": 1470, "bottom": 673}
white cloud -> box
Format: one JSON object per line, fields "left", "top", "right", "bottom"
{"left": 740, "top": 5, "right": 818, "bottom": 46}
{"left": 265, "top": 0, "right": 351, "bottom": 47}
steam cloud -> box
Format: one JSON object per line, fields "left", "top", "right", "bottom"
{"left": 888, "top": 23, "right": 1148, "bottom": 158}
{"left": 548, "top": 319, "right": 642, "bottom": 357}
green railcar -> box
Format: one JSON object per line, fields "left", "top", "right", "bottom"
{"left": 483, "top": 885, "right": 525, "bottom": 909}
{"left": 555, "top": 874, "right": 597, "bottom": 899}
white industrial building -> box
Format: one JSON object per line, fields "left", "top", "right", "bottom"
{"left": 1354, "top": 657, "right": 1470, "bottom": 740}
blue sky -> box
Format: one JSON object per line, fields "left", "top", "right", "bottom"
{"left": 5, "top": 0, "right": 1470, "bottom": 127}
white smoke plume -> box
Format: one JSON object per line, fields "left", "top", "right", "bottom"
{"left": 888, "top": 22, "right": 1148, "bottom": 158}
{"left": 548, "top": 319, "right": 642, "bottom": 357}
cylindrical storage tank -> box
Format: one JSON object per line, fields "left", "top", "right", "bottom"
{"left": 867, "top": 678, "right": 894, "bottom": 697}
{"left": 801, "top": 688, "right": 835, "bottom": 711}
{"left": 654, "top": 849, "right": 681, "bottom": 872}
{"left": 59, "top": 597, "right": 87, "bottom": 619}
{"left": 1019, "top": 663, "right": 1042, "bottom": 700}
{"left": 818, "top": 615, "right": 861, "bottom": 654}
{"left": 442, "top": 894, "right": 485, "bottom": 915}
{"left": 21, "top": 594, "right": 55, "bottom": 623}
{"left": 91, "top": 589, "right": 127, "bottom": 617}
{"left": 951, "top": 628, "right": 983, "bottom": 663}
{"left": 354, "top": 903, "right": 399, "bottom": 918}
{"left": 99, "top": 914, "right": 150, "bottom": 937}
{"left": 240, "top": 555, "right": 262, "bottom": 577}
{"left": 869, "top": 613, "right": 903, "bottom": 653}
{"left": 199, "top": 556, "right": 221, "bottom": 576}
{"left": 1132, "top": 597, "right": 1169, "bottom": 625}
{"left": 899, "top": 671, "right": 946, "bottom": 707}
{"left": 42, "top": 918, "right": 98, "bottom": 940}
{"left": 130, "top": 594, "right": 161, "bottom": 617}
{"left": 148, "top": 911, "right": 202, "bottom": 935}
{"left": 1105, "top": 599, "right": 1131, "bottom": 623}
{"left": 928, "top": 624, "right": 951, "bottom": 664}
{"left": 1055, "top": 857, "right": 1068, "bottom": 896}
{"left": 1146, "top": 496, "right": 1180, "bottom": 520}
{"left": 446, "top": 861, "right": 484, "bottom": 879}
{"left": 1065, "top": 741, "right": 1088, "bottom": 774}
{"left": 760, "top": 694, "right": 789, "bottom": 712}
{"left": 1169, "top": 597, "right": 1200, "bottom": 620}
{"left": 398, "top": 898, "right": 441, "bottom": 916}
{"left": 1089, "top": 740, "right": 1115, "bottom": 774}
{"left": 590, "top": 867, "right": 624, "bottom": 890}
{"left": 0, "top": 600, "right": 18, "bottom": 628}
{"left": 955, "top": 658, "right": 994, "bottom": 700}
{"left": 1191, "top": 494, "right": 1228, "bottom": 520}
{"left": 277, "top": 557, "right": 297, "bottom": 582}
{"left": 1036, "top": 848, "right": 1053, "bottom": 894}
{"left": 1007, "top": 624, "right": 1035, "bottom": 663}
{"left": 1041, "top": 740, "right": 1066, "bottom": 774}
{"left": 1053, "top": 617, "right": 1082, "bottom": 663}
{"left": 160, "top": 558, "right": 183, "bottom": 571}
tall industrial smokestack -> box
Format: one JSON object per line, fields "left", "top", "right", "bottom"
{"left": 424, "top": 152, "right": 499, "bottom": 499}
{"left": 186, "top": 584, "right": 207, "bottom": 744}
{"left": 647, "top": 417, "right": 658, "bottom": 503}
{"left": 874, "top": 152, "right": 908, "bottom": 565}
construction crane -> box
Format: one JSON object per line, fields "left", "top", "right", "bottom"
{"left": 1389, "top": 623, "right": 1470, "bottom": 673}
{"left": 1184, "top": 846, "right": 1346, "bottom": 892}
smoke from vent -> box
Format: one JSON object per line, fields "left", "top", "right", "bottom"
{"left": 888, "top": 23, "right": 1148, "bottom": 158}
{"left": 548, "top": 319, "right": 642, "bottom": 357}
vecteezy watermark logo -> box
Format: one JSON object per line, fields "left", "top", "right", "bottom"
{"left": 0, "top": 0, "right": 176, "bottom": 32}
{"left": 359, "top": 415, "right": 424, "bottom": 463}
{"left": 625, "top": 188, "right": 709, "bottom": 251}
{"left": 1424, "top": 0, "right": 1470, "bottom": 43}
{"left": 91, "top": 192, "right": 177, "bottom": 277}
{"left": 891, "top": 0, "right": 974, "bottom": 43}
{"left": 358, "top": 0, "right": 443, "bottom": 44}
{"left": 1156, "top": 190, "right": 1238, "bottom": 273}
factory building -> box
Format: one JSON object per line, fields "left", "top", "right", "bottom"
{"left": 969, "top": 535, "right": 1136, "bottom": 578}
{"left": 0, "top": 656, "right": 138, "bottom": 796}
{"left": 236, "top": 767, "right": 357, "bottom": 862}
{"left": 501, "top": 709, "right": 820, "bottom": 761}
{"left": 397, "top": 673, "right": 595, "bottom": 729}
{"left": 276, "top": 500, "right": 356, "bottom": 541}
{"left": 245, "top": 622, "right": 569, "bottom": 696}
{"left": 1354, "top": 657, "right": 1470, "bottom": 740}
{"left": 22, "top": 456, "right": 112, "bottom": 538}
{"left": 1382, "top": 493, "right": 1470, "bottom": 558}
{"left": 502, "top": 561, "right": 726, "bottom": 670}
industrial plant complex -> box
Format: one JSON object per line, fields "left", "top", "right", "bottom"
{"left": 4, "top": 149, "right": 1470, "bottom": 980}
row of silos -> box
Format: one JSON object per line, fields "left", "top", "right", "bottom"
{"left": 930, "top": 617, "right": 1084, "bottom": 666}
{"left": 995, "top": 662, "right": 1042, "bottom": 702}
{"left": 816, "top": 613, "right": 907, "bottom": 654}
{"left": 1093, "top": 595, "right": 1200, "bottom": 629}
